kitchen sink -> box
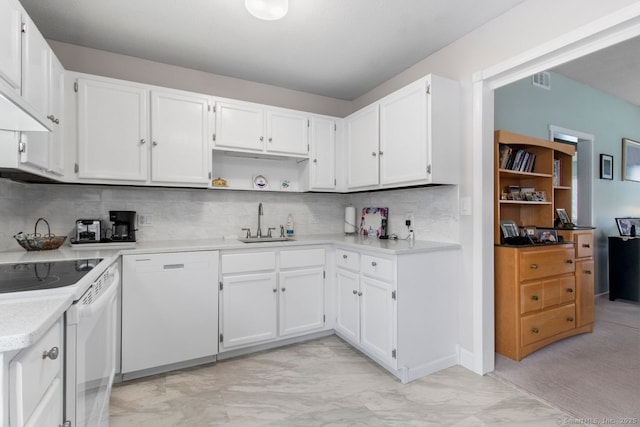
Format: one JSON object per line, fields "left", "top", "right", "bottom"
{"left": 238, "top": 237, "right": 295, "bottom": 243}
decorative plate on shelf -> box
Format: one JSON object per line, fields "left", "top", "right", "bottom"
{"left": 253, "top": 175, "right": 269, "bottom": 190}
{"left": 360, "top": 207, "right": 389, "bottom": 237}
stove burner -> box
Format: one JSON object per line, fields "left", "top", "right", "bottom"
{"left": 0, "top": 259, "right": 103, "bottom": 294}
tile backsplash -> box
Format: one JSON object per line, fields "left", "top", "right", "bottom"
{"left": 0, "top": 178, "right": 458, "bottom": 251}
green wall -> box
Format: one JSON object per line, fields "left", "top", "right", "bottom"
{"left": 495, "top": 71, "right": 640, "bottom": 293}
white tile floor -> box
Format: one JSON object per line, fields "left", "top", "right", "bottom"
{"left": 110, "top": 336, "right": 569, "bottom": 426}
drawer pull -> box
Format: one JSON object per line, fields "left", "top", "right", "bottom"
{"left": 273, "top": 288, "right": 277, "bottom": 293}
{"left": 566, "top": 259, "right": 574, "bottom": 264}
{"left": 343, "top": 254, "right": 348, "bottom": 259}
{"left": 530, "top": 264, "right": 538, "bottom": 269}
{"left": 358, "top": 291, "right": 363, "bottom": 296}
{"left": 585, "top": 270, "right": 592, "bottom": 275}
{"left": 42, "top": 346, "right": 59, "bottom": 360}
{"left": 567, "top": 316, "right": 574, "bottom": 322}
{"left": 353, "top": 290, "right": 358, "bottom": 295}
{"left": 531, "top": 295, "right": 539, "bottom": 301}
{"left": 371, "top": 261, "right": 377, "bottom": 266}
{"left": 531, "top": 328, "right": 539, "bottom": 334}
{"left": 582, "top": 244, "right": 590, "bottom": 248}
{"left": 281, "top": 287, "right": 286, "bottom": 292}
{"left": 566, "top": 288, "right": 574, "bottom": 293}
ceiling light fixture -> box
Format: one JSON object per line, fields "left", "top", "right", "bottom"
{"left": 245, "top": 0, "right": 288, "bottom": 21}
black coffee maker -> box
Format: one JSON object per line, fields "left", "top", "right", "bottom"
{"left": 109, "top": 211, "right": 137, "bottom": 242}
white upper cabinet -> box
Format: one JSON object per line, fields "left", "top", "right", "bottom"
{"left": 77, "top": 78, "right": 149, "bottom": 181}
{"left": 346, "top": 103, "right": 379, "bottom": 189}
{"left": 21, "top": 15, "right": 49, "bottom": 119}
{"left": 266, "top": 109, "right": 309, "bottom": 155}
{"left": 150, "top": 90, "right": 211, "bottom": 185}
{"left": 308, "top": 117, "right": 336, "bottom": 190}
{"left": 344, "top": 74, "right": 460, "bottom": 190}
{"left": 214, "top": 100, "right": 309, "bottom": 157}
{"left": 47, "top": 56, "right": 65, "bottom": 176}
{"left": 214, "top": 101, "right": 264, "bottom": 152}
{"left": 0, "top": 0, "right": 22, "bottom": 90}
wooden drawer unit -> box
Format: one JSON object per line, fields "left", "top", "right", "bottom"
{"left": 575, "top": 232, "right": 594, "bottom": 259}
{"left": 336, "top": 249, "right": 359, "bottom": 272}
{"left": 520, "top": 275, "right": 575, "bottom": 314}
{"left": 495, "top": 244, "right": 591, "bottom": 361}
{"left": 521, "top": 304, "right": 576, "bottom": 347}
{"left": 518, "top": 246, "right": 575, "bottom": 282}
{"left": 360, "top": 254, "right": 394, "bottom": 282}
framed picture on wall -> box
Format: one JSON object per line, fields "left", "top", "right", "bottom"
{"left": 622, "top": 138, "right": 640, "bottom": 182}
{"left": 600, "top": 154, "right": 613, "bottom": 180}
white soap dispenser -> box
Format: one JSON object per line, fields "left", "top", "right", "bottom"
{"left": 286, "top": 214, "right": 295, "bottom": 236}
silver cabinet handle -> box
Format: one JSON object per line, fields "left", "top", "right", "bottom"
{"left": 54, "top": 118, "right": 59, "bottom": 124}
{"left": 260, "top": 136, "right": 264, "bottom": 141}
{"left": 152, "top": 141, "right": 158, "bottom": 146}
{"left": 273, "top": 288, "right": 277, "bottom": 293}
{"left": 379, "top": 151, "right": 384, "bottom": 155}
{"left": 371, "top": 261, "right": 377, "bottom": 266}
{"left": 43, "top": 346, "right": 59, "bottom": 360}
{"left": 140, "top": 139, "right": 146, "bottom": 145}
{"left": 357, "top": 291, "right": 363, "bottom": 296}
{"left": 281, "top": 287, "right": 286, "bottom": 292}
{"left": 352, "top": 290, "right": 358, "bottom": 295}
{"left": 372, "top": 152, "right": 377, "bottom": 157}
{"left": 313, "top": 159, "right": 318, "bottom": 163}
{"left": 343, "top": 254, "right": 348, "bottom": 259}
{"left": 268, "top": 137, "right": 272, "bottom": 142}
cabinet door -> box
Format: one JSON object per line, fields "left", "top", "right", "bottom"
{"left": 214, "top": 101, "right": 264, "bottom": 151}
{"left": 309, "top": 117, "right": 336, "bottom": 189}
{"left": 47, "top": 55, "right": 65, "bottom": 176}
{"left": 77, "top": 78, "right": 148, "bottom": 181}
{"left": 279, "top": 267, "right": 325, "bottom": 337}
{"left": 576, "top": 259, "right": 595, "bottom": 327}
{"left": 379, "top": 81, "right": 428, "bottom": 186}
{"left": 24, "top": 377, "right": 62, "bottom": 427}
{"left": 346, "top": 104, "right": 379, "bottom": 189}
{"left": 266, "top": 109, "right": 309, "bottom": 155}
{"left": 221, "top": 272, "right": 277, "bottom": 349}
{"left": 360, "top": 276, "right": 395, "bottom": 367}
{"left": 0, "top": 0, "right": 22, "bottom": 89}
{"left": 335, "top": 268, "right": 360, "bottom": 342}
{"left": 151, "top": 91, "right": 210, "bottom": 184}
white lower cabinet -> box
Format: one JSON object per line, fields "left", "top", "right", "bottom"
{"left": 219, "top": 247, "right": 326, "bottom": 352}
{"left": 121, "top": 251, "right": 219, "bottom": 377}
{"left": 335, "top": 246, "right": 459, "bottom": 383}
{"left": 9, "top": 317, "right": 63, "bottom": 427}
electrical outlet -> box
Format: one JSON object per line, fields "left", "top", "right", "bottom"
{"left": 405, "top": 212, "right": 415, "bottom": 228}
{"left": 139, "top": 214, "right": 153, "bottom": 227}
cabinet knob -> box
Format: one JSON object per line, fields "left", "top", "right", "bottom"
{"left": 343, "top": 254, "right": 348, "bottom": 259}
{"left": 281, "top": 287, "right": 286, "bottom": 292}
{"left": 358, "top": 291, "right": 363, "bottom": 296}
{"left": 268, "top": 137, "right": 272, "bottom": 142}
{"left": 567, "top": 316, "right": 574, "bottom": 322}
{"left": 352, "top": 290, "right": 358, "bottom": 295}
{"left": 379, "top": 151, "right": 384, "bottom": 155}
{"left": 152, "top": 141, "right": 158, "bottom": 146}
{"left": 140, "top": 139, "right": 146, "bottom": 145}
{"left": 585, "top": 270, "right": 592, "bottom": 275}
{"left": 313, "top": 159, "right": 318, "bottom": 163}
{"left": 530, "top": 264, "right": 538, "bottom": 269}
{"left": 567, "top": 259, "right": 574, "bottom": 264}
{"left": 566, "top": 288, "right": 574, "bottom": 293}
{"left": 47, "top": 114, "right": 54, "bottom": 121}
{"left": 372, "top": 152, "right": 377, "bottom": 157}
{"left": 273, "top": 288, "right": 277, "bottom": 293}
{"left": 531, "top": 328, "right": 539, "bottom": 334}
{"left": 54, "top": 117, "right": 60, "bottom": 124}
{"left": 42, "top": 346, "right": 59, "bottom": 360}
{"left": 260, "top": 136, "right": 264, "bottom": 142}
{"left": 582, "top": 243, "right": 590, "bottom": 248}
{"left": 371, "top": 261, "right": 377, "bottom": 267}
{"left": 531, "top": 295, "right": 539, "bottom": 301}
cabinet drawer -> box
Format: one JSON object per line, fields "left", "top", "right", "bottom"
{"left": 521, "top": 304, "right": 576, "bottom": 347}
{"left": 336, "top": 249, "right": 359, "bottom": 272}
{"left": 519, "top": 246, "right": 575, "bottom": 282}
{"left": 361, "top": 254, "right": 394, "bottom": 282}
{"left": 11, "top": 319, "right": 62, "bottom": 426}
{"left": 280, "top": 248, "right": 325, "bottom": 269}
{"left": 520, "top": 275, "right": 575, "bottom": 314}
{"left": 222, "top": 251, "right": 276, "bottom": 274}
{"left": 576, "top": 232, "right": 594, "bottom": 259}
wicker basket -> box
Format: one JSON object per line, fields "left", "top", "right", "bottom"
{"left": 14, "top": 218, "right": 66, "bottom": 251}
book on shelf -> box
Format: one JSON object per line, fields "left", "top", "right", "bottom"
{"left": 498, "top": 144, "right": 536, "bottom": 173}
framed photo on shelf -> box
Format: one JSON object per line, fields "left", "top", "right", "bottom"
{"left": 615, "top": 217, "right": 640, "bottom": 236}
{"left": 622, "top": 138, "right": 640, "bottom": 182}
{"left": 555, "top": 208, "right": 570, "bottom": 225}
{"left": 500, "top": 220, "right": 519, "bottom": 239}
{"left": 600, "top": 154, "right": 613, "bottom": 180}
{"left": 536, "top": 228, "right": 558, "bottom": 243}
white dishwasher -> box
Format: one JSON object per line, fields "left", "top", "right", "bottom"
{"left": 121, "top": 251, "right": 219, "bottom": 379}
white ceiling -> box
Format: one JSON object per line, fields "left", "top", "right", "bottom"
{"left": 552, "top": 36, "right": 640, "bottom": 107}
{"left": 19, "top": 0, "right": 526, "bottom": 100}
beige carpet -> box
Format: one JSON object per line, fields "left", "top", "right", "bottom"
{"left": 493, "top": 294, "right": 640, "bottom": 421}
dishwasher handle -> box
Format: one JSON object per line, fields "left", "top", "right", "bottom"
{"left": 163, "top": 263, "right": 185, "bottom": 270}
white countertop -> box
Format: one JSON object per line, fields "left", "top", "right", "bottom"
{"left": 0, "top": 234, "right": 459, "bottom": 352}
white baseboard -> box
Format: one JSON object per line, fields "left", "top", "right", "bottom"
{"left": 458, "top": 345, "right": 475, "bottom": 372}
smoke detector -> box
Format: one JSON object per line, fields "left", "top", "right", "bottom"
{"left": 532, "top": 72, "right": 551, "bottom": 90}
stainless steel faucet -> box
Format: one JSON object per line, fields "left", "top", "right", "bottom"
{"left": 257, "top": 202, "right": 264, "bottom": 238}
